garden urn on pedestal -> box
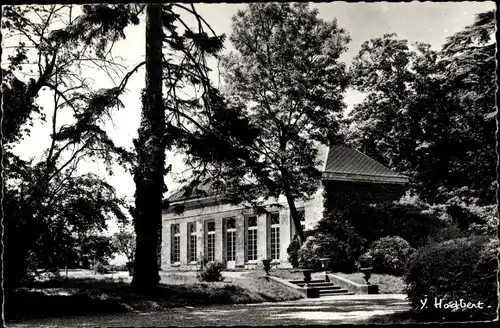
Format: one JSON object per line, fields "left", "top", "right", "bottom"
{"left": 360, "top": 267, "right": 372, "bottom": 285}
{"left": 301, "top": 269, "right": 313, "bottom": 285}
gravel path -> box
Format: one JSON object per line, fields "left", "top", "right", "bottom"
{"left": 7, "top": 294, "right": 410, "bottom": 327}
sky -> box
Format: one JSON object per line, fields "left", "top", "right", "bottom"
{"left": 7, "top": 2, "right": 496, "bottom": 234}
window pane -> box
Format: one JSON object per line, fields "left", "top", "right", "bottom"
{"left": 271, "top": 226, "right": 280, "bottom": 260}
{"left": 248, "top": 229, "right": 257, "bottom": 261}
{"left": 173, "top": 235, "right": 180, "bottom": 263}
{"left": 172, "top": 224, "right": 180, "bottom": 263}
{"left": 207, "top": 234, "right": 215, "bottom": 262}
{"left": 227, "top": 218, "right": 235, "bottom": 229}
{"left": 190, "top": 235, "right": 197, "bottom": 262}
{"left": 208, "top": 221, "right": 215, "bottom": 232}
{"left": 227, "top": 230, "right": 235, "bottom": 261}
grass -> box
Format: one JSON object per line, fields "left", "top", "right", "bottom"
{"left": 332, "top": 272, "right": 406, "bottom": 294}
{"left": 6, "top": 270, "right": 302, "bottom": 321}
{"left": 244, "top": 268, "right": 325, "bottom": 280}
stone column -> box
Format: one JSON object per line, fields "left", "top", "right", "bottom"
{"left": 280, "top": 209, "right": 291, "bottom": 265}
{"left": 235, "top": 214, "right": 245, "bottom": 267}
{"left": 197, "top": 219, "right": 205, "bottom": 267}
{"left": 257, "top": 214, "right": 268, "bottom": 262}
{"left": 215, "top": 216, "right": 224, "bottom": 264}
{"left": 179, "top": 221, "right": 188, "bottom": 266}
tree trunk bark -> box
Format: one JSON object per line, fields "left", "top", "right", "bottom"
{"left": 283, "top": 183, "right": 305, "bottom": 245}
{"left": 131, "top": 4, "right": 164, "bottom": 292}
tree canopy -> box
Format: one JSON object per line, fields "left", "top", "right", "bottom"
{"left": 345, "top": 10, "right": 496, "bottom": 206}
{"left": 176, "top": 3, "right": 351, "bottom": 243}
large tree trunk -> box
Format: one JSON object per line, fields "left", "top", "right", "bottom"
{"left": 283, "top": 183, "right": 305, "bottom": 245}
{"left": 131, "top": 4, "right": 164, "bottom": 291}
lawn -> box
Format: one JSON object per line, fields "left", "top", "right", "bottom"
{"left": 332, "top": 272, "right": 406, "bottom": 294}
{"left": 244, "top": 268, "right": 326, "bottom": 280}
{"left": 5, "top": 270, "right": 303, "bottom": 321}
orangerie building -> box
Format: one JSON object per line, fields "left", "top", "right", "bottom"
{"left": 160, "top": 145, "right": 409, "bottom": 270}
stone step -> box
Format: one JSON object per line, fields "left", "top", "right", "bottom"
{"left": 294, "top": 282, "right": 336, "bottom": 288}
{"left": 289, "top": 279, "right": 325, "bottom": 285}
{"left": 319, "top": 289, "right": 351, "bottom": 295}
{"left": 306, "top": 282, "right": 336, "bottom": 287}
{"left": 316, "top": 285, "right": 342, "bottom": 291}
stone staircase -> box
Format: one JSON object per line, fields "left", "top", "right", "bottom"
{"left": 289, "top": 279, "right": 354, "bottom": 297}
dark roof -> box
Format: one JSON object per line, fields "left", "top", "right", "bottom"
{"left": 323, "top": 145, "right": 409, "bottom": 184}
{"left": 168, "top": 181, "right": 217, "bottom": 203}
{"left": 169, "top": 145, "right": 409, "bottom": 203}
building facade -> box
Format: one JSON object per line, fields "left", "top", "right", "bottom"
{"left": 161, "top": 145, "right": 409, "bottom": 271}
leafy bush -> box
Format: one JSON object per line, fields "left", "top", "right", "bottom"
{"left": 298, "top": 219, "right": 367, "bottom": 272}
{"left": 197, "top": 261, "right": 225, "bottom": 282}
{"left": 112, "top": 230, "right": 136, "bottom": 263}
{"left": 286, "top": 239, "right": 301, "bottom": 268}
{"left": 361, "top": 236, "right": 415, "bottom": 276}
{"left": 297, "top": 235, "right": 323, "bottom": 271}
{"left": 113, "top": 264, "right": 128, "bottom": 272}
{"left": 94, "top": 262, "right": 109, "bottom": 274}
{"left": 405, "top": 236, "right": 498, "bottom": 321}
{"left": 426, "top": 222, "right": 468, "bottom": 245}
{"left": 342, "top": 200, "right": 444, "bottom": 249}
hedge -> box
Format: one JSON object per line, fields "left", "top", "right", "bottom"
{"left": 404, "top": 235, "right": 498, "bottom": 321}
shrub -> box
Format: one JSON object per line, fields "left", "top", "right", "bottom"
{"left": 426, "top": 222, "right": 468, "bottom": 245}
{"left": 197, "top": 261, "right": 225, "bottom": 282}
{"left": 405, "top": 236, "right": 498, "bottom": 321}
{"left": 94, "top": 262, "right": 109, "bottom": 274}
{"left": 114, "top": 264, "right": 128, "bottom": 272}
{"left": 297, "top": 235, "right": 323, "bottom": 271}
{"left": 362, "top": 236, "right": 415, "bottom": 276}
{"left": 286, "top": 239, "right": 301, "bottom": 268}
{"left": 343, "top": 201, "right": 444, "bottom": 249}
{"left": 297, "top": 220, "right": 366, "bottom": 273}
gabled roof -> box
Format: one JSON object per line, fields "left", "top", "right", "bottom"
{"left": 168, "top": 181, "right": 217, "bottom": 203}
{"left": 168, "top": 145, "right": 409, "bottom": 204}
{"left": 322, "top": 145, "right": 409, "bottom": 184}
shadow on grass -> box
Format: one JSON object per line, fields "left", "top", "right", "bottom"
{"left": 6, "top": 276, "right": 303, "bottom": 321}
{"left": 5, "top": 290, "right": 129, "bottom": 321}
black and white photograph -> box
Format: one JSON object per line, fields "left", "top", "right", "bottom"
{"left": 1, "top": 1, "right": 498, "bottom": 327}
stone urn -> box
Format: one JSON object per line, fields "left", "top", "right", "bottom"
{"left": 299, "top": 268, "right": 313, "bottom": 286}
{"left": 360, "top": 267, "right": 372, "bottom": 285}
{"left": 262, "top": 259, "right": 272, "bottom": 276}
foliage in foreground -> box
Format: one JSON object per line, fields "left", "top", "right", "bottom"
{"left": 404, "top": 235, "right": 498, "bottom": 321}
